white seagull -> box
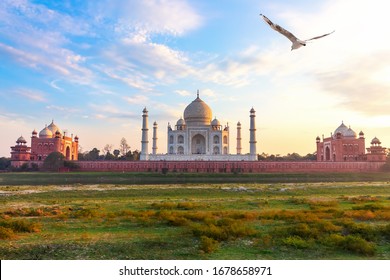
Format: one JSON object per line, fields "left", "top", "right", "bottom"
{"left": 260, "top": 14, "right": 335, "bottom": 50}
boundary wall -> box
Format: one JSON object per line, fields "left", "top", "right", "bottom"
{"left": 73, "top": 161, "right": 386, "bottom": 173}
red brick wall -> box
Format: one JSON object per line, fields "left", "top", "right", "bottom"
{"left": 74, "top": 160, "right": 386, "bottom": 173}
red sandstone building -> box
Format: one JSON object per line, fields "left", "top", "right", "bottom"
{"left": 10, "top": 120, "right": 79, "bottom": 167}
{"left": 316, "top": 122, "right": 386, "bottom": 162}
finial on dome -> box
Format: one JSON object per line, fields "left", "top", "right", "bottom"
{"left": 197, "top": 89, "right": 199, "bottom": 98}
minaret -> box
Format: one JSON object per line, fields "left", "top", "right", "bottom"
{"left": 152, "top": 121, "right": 158, "bottom": 155}
{"left": 236, "top": 121, "right": 242, "bottom": 154}
{"left": 249, "top": 108, "right": 257, "bottom": 156}
{"left": 140, "top": 107, "right": 149, "bottom": 160}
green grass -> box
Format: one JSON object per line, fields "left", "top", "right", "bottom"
{"left": 2, "top": 171, "right": 390, "bottom": 185}
{"left": 0, "top": 181, "right": 389, "bottom": 259}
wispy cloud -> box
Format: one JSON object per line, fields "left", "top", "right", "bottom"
{"left": 175, "top": 90, "right": 192, "bottom": 96}
{"left": 14, "top": 88, "right": 48, "bottom": 102}
{"left": 123, "top": 95, "right": 150, "bottom": 105}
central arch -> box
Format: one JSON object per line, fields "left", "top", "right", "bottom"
{"left": 325, "top": 146, "right": 331, "bottom": 161}
{"left": 66, "top": 146, "right": 71, "bottom": 160}
{"left": 191, "top": 134, "right": 206, "bottom": 154}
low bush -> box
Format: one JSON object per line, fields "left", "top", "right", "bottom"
{"left": 282, "top": 236, "right": 312, "bottom": 249}
{"left": 199, "top": 236, "right": 219, "bottom": 253}
{"left": 0, "top": 226, "right": 15, "bottom": 239}
{"left": 340, "top": 235, "right": 376, "bottom": 256}
{"left": 339, "top": 220, "right": 379, "bottom": 241}
{"left": 0, "top": 219, "right": 41, "bottom": 233}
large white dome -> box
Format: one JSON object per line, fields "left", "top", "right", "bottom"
{"left": 183, "top": 94, "right": 212, "bottom": 126}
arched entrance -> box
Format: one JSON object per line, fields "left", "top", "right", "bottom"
{"left": 66, "top": 146, "right": 71, "bottom": 160}
{"left": 191, "top": 134, "right": 206, "bottom": 154}
{"left": 325, "top": 146, "right": 331, "bottom": 161}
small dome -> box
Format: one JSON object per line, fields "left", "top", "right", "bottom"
{"left": 334, "top": 122, "right": 348, "bottom": 136}
{"left": 48, "top": 120, "right": 62, "bottom": 135}
{"left": 345, "top": 127, "right": 357, "bottom": 138}
{"left": 237, "top": 121, "right": 241, "bottom": 126}
{"left": 316, "top": 136, "right": 321, "bottom": 141}
{"left": 371, "top": 137, "right": 381, "bottom": 145}
{"left": 16, "top": 136, "right": 27, "bottom": 144}
{"left": 183, "top": 93, "right": 212, "bottom": 126}
{"left": 32, "top": 129, "right": 37, "bottom": 135}
{"left": 211, "top": 118, "right": 221, "bottom": 126}
{"left": 39, "top": 126, "right": 53, "bottom": 138}
{"left": 333, "top": 122, "right": 356, "bottom": 138}
{"left": 176, "top": 117, "right": 186, "bottom": 126}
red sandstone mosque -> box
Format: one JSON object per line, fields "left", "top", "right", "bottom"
{"left": 10, "top": 120, "right": 79, "bottom": 167}
{"left": 316, "top": 122, "right": 386, "bottom": 162}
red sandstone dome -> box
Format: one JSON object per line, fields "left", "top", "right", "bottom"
{"left": 371, "top": 137, "right": 381, "bottom": 145}
{"left": 16, "top": 136, "right": 27, "bottom": 144}
{"left": 183, "top": 94, "right": 212, "bottom": 126}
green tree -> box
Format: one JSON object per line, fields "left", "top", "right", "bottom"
{"left": 0, "top": 157, "right": 11, "bottom": 170}
{"left": 104, "top": 152, "right": 115, "bottom": 160}
{"left": 81, "top": 148, "right": 100, "bottom": 161}
{"left": 42, "top": 152, "right": 65, "bottom": 171}
{"left": 113, "top": 149, "right": 120, "bottom": 159}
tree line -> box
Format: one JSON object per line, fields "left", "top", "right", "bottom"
{"left": 78, "top": 137, "right": 140, "bottom": 161}
{"left": 258, "top": 152, "right": 317, "bottom": 161}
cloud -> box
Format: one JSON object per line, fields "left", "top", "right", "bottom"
{"left": 175, "top": 90, "right": 192, "bottom": 96}
{"left": 123, "top": 95, "right": 150, "bottom": 105}
{"left": 95, "top": 0, "right": 202, "bottom": 37}
{"left": 0, "top": 1, "right": 93, "bottom": 84}
{"left": 88, "top": 103, "right": 138, "bottom": 120}
{"left": 14, "top": 88, "right": 48, "bottom": 102}
{"left": 316, "top": 51, "right": 390, "bottom": 116}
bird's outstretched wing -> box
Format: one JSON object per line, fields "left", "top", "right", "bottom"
{"left": 305, "top": 30, "right": 335, "bottom": 41}
{"left": 260, "top": 14, "right": 299, "bottom": 43}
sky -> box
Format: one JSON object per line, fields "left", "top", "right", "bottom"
{"left": 1, "top": 0, "right": 390, "bottom": 157}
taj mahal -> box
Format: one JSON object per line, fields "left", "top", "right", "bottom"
{"left": 140, "top": 91, "right": 258, "bottom": 161}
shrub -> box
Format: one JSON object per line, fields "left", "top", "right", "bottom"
{"left": 340, "top": 235, "right": 376, "bottom": 256}
{"left": 158, "top": 211, "right": 189, "bottom": 226}
{"left": 352, "top": 203, "right": 385, "bottom": 211}
{"left": 0, "top": 219, "right": 41, "bottom": 233}
{"left": 151, "top": 201, "right": 176, "bottom": 210}
{"left": 199, "top": 236, "right": 219, "bottom": 253}
{"left": 378, "top": 223, "right": 390, "bottom": 241}
{"left": 285, "top": 223, "right": 320, "bottom": 239}
{"left": 0, "top": 226, "right": 15, "bottom": 239}
{"left": 343, "top": 210, "right": 376, "bottom": 221}
{"left": 72, "top": 208, "right": 101, "bottom": 219}
{"left": 339, "top": 220, "right": 378, "bottom": 241}
{"left": 282, "top": 236, "right": 312, "bottom": 249}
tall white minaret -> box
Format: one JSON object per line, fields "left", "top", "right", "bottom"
{"left": 249, "top": 108, "right": 257, "bottom": 156}
{"left": 140, "top": 107, "right": 149, "bottom": 160}
{"left": 152, "top": 121, "right": 158, "bottom": 155}
{"left": 236, "top": 121, "right": 242, "bottom": 155}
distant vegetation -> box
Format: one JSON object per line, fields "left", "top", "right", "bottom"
{"left": 258, "top": 152, "right": 317, "bottom": 161}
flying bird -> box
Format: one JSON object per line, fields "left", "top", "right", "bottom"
{"left": 260, "top": 14, "right": 334, "bottom": 50}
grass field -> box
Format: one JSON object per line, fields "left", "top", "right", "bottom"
{"left": 1, "top": 173, "right": 389, "bottom": 259}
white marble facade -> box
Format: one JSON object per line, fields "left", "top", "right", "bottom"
{"left": 140, "top": 92, "right": 257, "bottom": 161}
